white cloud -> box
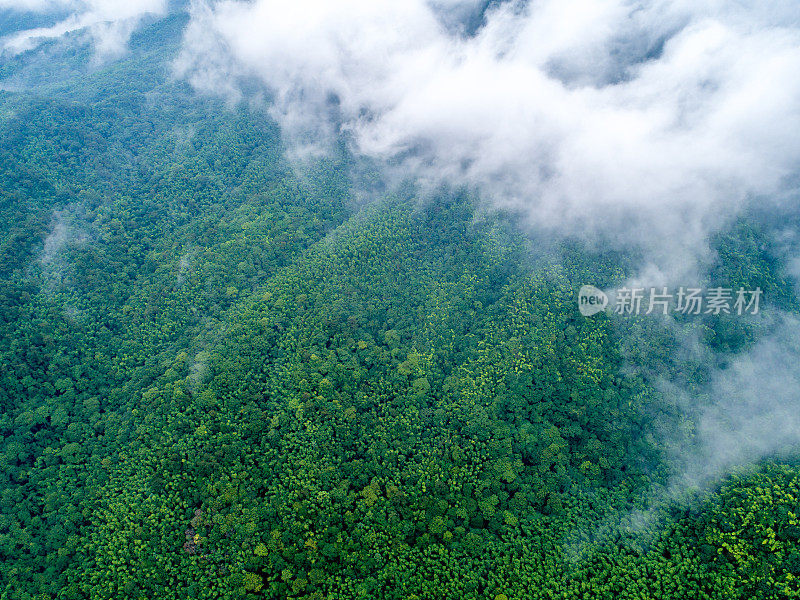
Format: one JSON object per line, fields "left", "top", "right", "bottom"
{"left": 175, "top": 0, "right": 800, "bottom": 500}
{"left": 0, "top": 0, "right": 70, "bottom": 9}
{"left": 683, "top": 313, "right": 800, "bottom": 487}
{"left": 176, "top": 0, "right": 800, "bottom": 280}
{"left": 1, "top": 0, "right": 167, "bottom": 57}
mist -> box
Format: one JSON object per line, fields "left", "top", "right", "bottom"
{"left": 0, "top": 0, "right": 167, "bottom": 57}
{"left": 175, "top": 0, "right": 800, "bottom": 282}
{"left": 6, "top": 0, "right": 800, "bottom": 525}
{"left": 172, "top": 6, "right": 800, "bottom": 547}
{"left": 679, "top": 312, "right": 800, "bottom": 487}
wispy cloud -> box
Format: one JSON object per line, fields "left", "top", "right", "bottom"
{"left": 174, "top": 1, "right": 800, "bottom": 514}
{"left": 1, "top": 0, "right": 167, "bottom": 57}
{"left": 683, "top": 312, "right": 800, "bottom": 486}
{"left": 177, "top": 0, "right": 800, "bottom": 280}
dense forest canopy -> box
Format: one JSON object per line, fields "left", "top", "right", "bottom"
{"left": 1, "top": 2, "right": 800, "bottom": 599}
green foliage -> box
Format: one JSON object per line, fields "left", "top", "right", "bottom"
{"left": 0, "top": 16, "right": 799, "bottom": 600}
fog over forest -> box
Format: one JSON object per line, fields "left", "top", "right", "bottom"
{"left": 1, "top": 2, "right": 799, "bottom": 599}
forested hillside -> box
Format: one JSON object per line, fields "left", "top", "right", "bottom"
{"left": 1, "top": 6, "right": 799, "bottom": 600}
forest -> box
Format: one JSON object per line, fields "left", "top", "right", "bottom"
{"left": 1, "top": 4, "right": 799, "bottom": 600}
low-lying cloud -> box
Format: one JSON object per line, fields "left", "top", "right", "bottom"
{"left": 684, "top": 312, "right": 800, "bottom": 486}
{"left": 177, "top": 0, "right": 800, "bottom": 279}
{"left": 0, "top": 0, "right": 166, "bottom": 57}
{"left": 6, "top": 0, "right": 799, "bottom": 512}
{"left": 175, "top": 0, "right": 800, "bottom": 491}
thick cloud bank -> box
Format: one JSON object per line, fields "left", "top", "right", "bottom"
{"left": 0, "top": 0, "right": 166, "bottom": 56}
{"left": 177, "top": 0, "right": 800, "bottom": 276}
